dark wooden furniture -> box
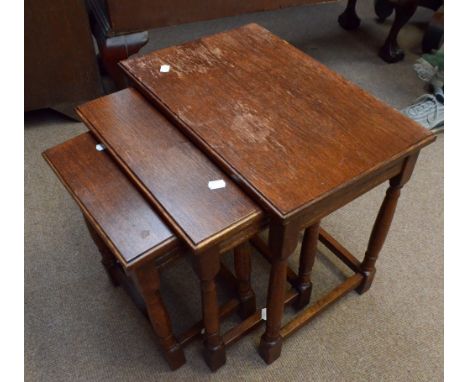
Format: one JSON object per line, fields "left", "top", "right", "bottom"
{"left": 120, "top": 23, "right": 436, "bottom": 364}
{"left": 421, "top": 7, "right": 443, "bottom": 53}
{"left": 25, "top": 0, "right": 102, "bottom": 113}
{"left": 43, "top": 132, "right": 260, "bottom": 370}
{"left": 86, "top": 0, "right": 329, "bottom": 84}
{"left": 339, "top": 0, "right": 443, "bottom": 62}
{"left": 43, "top": 133, "right": 185, "bottom": 369}
{"left": 76, "top": 88, "right": 265, "bottom": 371}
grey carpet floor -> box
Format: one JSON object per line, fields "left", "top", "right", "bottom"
{"left": 25, "top": 1, "right": 443, "bottom": 381}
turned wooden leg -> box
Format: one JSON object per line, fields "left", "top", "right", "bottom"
{"left": 379, "top": 0, "right": 418, "bottom": 63}
{"left": 338, "top": 0, "right": 361, "bottom": 30}
{"left": 132, "top": 265, "right": 186, "bottom": 370}
{"left": 293, "top": 222, "right": 320, "bottom": 310}
{"left": 83, "top": 218, "right": 120, "bottom": 287}
{"left": 357, "top": 153, "right": 419, "bottom": 293}
{"left": 234, "top": 243, "right": 257, "bottom": 319}
{"left": 259, "top": 221, "right": 300, "bottom": 364}
{"left": 194, "top": 250, "right": 226, "bottom": 371}
{"left": 356, "top": 182, "right": 401, "bottom": 293}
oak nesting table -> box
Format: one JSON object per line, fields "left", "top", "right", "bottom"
{"left": 43, "top": 133, "right": 186, "bottom": 369}
{"left": 118, "top": 23, "right": 436, "bottom": 364}
{"left": 76, "top": 88, "right": 267, "bottom": 370}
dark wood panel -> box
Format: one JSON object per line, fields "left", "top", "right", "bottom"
{"left": 121, "top": 23, "right": 435, "bottom": 220}
{"left": 43, "top": 133, "right": 178, "bottom": 267}
{"left": 77, "top": 88, "right": 262, "bottom": 252}
{"left": 105, "top": 0, "right": 331, "bottom": 33}
{"left": 25, "top": 0, "right": 102, "bottom": 111}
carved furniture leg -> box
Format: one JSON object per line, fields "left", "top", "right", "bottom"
{"left": 259, "top": 221, "right": 300, "bottom": 364}
{"left": 194, "top": 250, "right": 226, "bottom": 371}
{"left": 379, "top": 0, "right": 418, "bottom": 63}
{"left": 132, "top": 265, "right": 186, "bottom": 370}
{"left": 293, "top": 222, "right": 320, "bottom": 310}
{"left": 357, "top": 153, "right": 419, "bottom": 293}
{"left": 422, "top": 8, "right": 444, "bottom": 53}
{"left": 338, "top": 0, "right": 361, "bottom": 30}
{"left": 87, "top": 0, "right": 149, "bottom": 88}
{"left": 375, "top": 0, "right": 395, "bottom": 22}
{"left": 233, "top": 243, "right": 257, "bottom": 319}
{"left": 84, "top": 218, "right": 120, "bottom": 286}
{"left": 97, "top": 32, "right": 149, "bottom": 88}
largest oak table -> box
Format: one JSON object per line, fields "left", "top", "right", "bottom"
{"left": 120, "top": 23, "right": 435, "bottom": 364}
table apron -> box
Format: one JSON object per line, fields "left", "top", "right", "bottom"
{"left": 295, "top": 157, "right": 405, "bottom": 230}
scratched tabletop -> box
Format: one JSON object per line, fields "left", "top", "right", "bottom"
{"left": 121, "top": 23, "right": 433, "bottom": 220}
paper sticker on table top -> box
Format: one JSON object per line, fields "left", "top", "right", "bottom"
{"left": 160, "top": 64, "right": 171, "bottom": 73}
{"left": 208, "top": 179, "right": 226, "bottom": 190}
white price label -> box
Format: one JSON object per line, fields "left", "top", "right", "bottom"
{"left": 208, "top": 179, "right": 226, "bottom": 190}
{"left": 160, "top": 64, "right": 171, "bottom": 73}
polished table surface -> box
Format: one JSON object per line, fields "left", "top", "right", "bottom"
{"left": 120, "top": 23, "right": 434, "bottom": 220}
{"left": 43, "top": 132, "right": 177, "bottom": 267}
{"left": 77, "top": 88, "right": 262, "bottom": 253}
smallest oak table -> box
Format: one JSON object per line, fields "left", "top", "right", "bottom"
{"left": 120, "top": 23, "right": 436, "bottom": 364}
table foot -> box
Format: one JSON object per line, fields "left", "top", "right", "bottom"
{"left": 293, "top": 282, "right": 312, "bottom": 311}
{"left": 356, "top": 269, "right": 377, "bottom": 295}
{"left": 164, "top": 344, "right": 186, "bottom": 370}
{"left": 238, "top": 293, "right": 257, "bottom": 319}
{"left": 259, "top": 334, "right": 283, "bottom": 364}
{"left": 203, "top": 342, "right": 226, "bottom": 371}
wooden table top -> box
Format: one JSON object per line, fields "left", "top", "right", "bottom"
{"left": 77, "top": 88, "right": 262, "bottom": 253}
{"left": 43, "top": 133, "right": 179, "bottom": 268}
{"left": 121, "top": 23, "right": 435, "bottom": 220}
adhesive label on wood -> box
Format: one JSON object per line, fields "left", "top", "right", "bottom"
{"left": 208, "top": 179, "right": 226, "bottom": 190}
{"left": 160, "top": 64, "right": 171, "bottom": 73}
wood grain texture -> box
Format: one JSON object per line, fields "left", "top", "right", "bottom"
{"left": 77, "top": 88, "right": 262, "bottom": 252}
{"left": 120, "top": 23, "right": 435, "bottom": 219}
{"left": 43, "top": 133, "right": 178, "bottom": 268}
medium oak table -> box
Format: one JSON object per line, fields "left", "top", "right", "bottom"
{"left": 77, "top": 88, "right": 266, "bottom": 370}
{"left": 120, "top": 23, "right": 436, "bottom": 364}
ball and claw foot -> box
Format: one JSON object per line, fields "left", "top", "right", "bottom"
{"left": 379, "top": 41, "right": 405, "bottom": 63}
{"left": 375, "top": 0, "right": 395, "bottom": 22}
{"left": 338, "top": 10, "right": 361, "bottom": 30}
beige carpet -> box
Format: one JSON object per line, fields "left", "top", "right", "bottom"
{"left": 25, "top": 1, "right": 443, "bottom": 381}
